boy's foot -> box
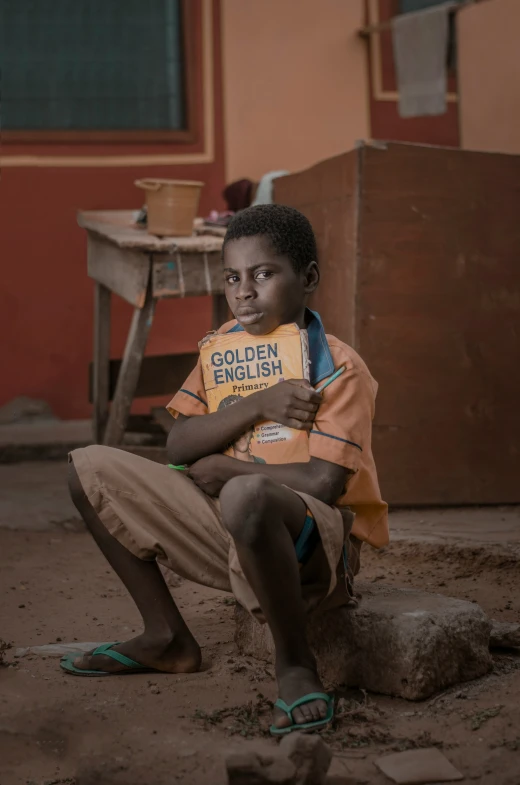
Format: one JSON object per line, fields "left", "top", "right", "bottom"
{"left": 71, "top": 631, "right": 201, "bottom": 674}
{"left": 272, "top": 665, "right": 329, "bottom": 729}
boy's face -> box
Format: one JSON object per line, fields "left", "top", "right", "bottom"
{"left": 223, "top": 236, "right": 319, "bottom": 335}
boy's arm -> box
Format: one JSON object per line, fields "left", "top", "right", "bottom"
{"left": 187, "top": 363, "right": 374, "bottom": 504}
{"left": 188, "top": 453, "right": 349, "bottom": 506}
{"left": 167, "top": 403, "right": 258, "bottom": 466}
{"left": 167, "top": 379, "right": 322, "bottom": 467}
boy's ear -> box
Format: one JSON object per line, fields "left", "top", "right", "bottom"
{"left": 303, "top": 261, "right": 320, "bottom": 294}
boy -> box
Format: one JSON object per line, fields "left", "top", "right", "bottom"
{"left": 64, "top": 205, "right": 388, "bottom": 735}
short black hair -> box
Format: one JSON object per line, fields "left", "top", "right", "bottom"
{"left": 222, "top": 204, "right": 318, "bottom": 273}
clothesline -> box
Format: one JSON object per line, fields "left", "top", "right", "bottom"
{"left": 358, "top": 0, "right": 476, "bottom": 37}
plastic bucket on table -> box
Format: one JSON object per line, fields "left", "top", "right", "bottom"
{"left": 135, "top": 178, "right": 204, "bottom": 237}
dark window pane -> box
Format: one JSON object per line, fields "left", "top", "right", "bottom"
{"left": 399, "top": 0, "right": 458, "bottom": 11}
{"left": 0, "top": 0, "right": 185, "bottom": 131}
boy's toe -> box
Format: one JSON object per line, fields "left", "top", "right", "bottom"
{"left": 272, "top": 708, "right": 292, "bottom": 729}
{"left": 274, "top": 667, "right": 331, "bottom": 730}
{"left": 295, "top": 698, "right": 328, "bottom": 725}
{"left": 317, "top": 699, "right": 329, "bottom": 719}
{"left": 72, "top": 652, "right": 113, "bottom": 671}
{"left": 72, "top": 653, "right": 91, "bottom": 670}
{"left": 295, "top": 704, "right": 312, "bottom": 724}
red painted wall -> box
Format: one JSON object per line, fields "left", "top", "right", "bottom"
{"left": 0, "top": 1, "right": 225, "bottom": 420}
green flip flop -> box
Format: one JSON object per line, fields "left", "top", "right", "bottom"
{"left": 269, "top": 692, "right": 334, "bottom": 736}
{"left": 60, "top": 642, "right": 160, "bottom": 677}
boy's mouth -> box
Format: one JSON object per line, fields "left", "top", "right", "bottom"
{"left": 236, "top": 309, "right": 263, "bottom": 326}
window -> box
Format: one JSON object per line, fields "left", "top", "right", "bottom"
{"left": 0, "top": 0, "right": 194, "bottom": 142}
{"left": 399, "top": 0, "right": 455, "bottom": 11}
{"left": 398, "top": 0, "right": 461, "bottom": 71}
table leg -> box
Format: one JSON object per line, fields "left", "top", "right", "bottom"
{"left": 212, "top": 293, "right": 229, "bottom": 331}
{"left": 103, "top": 287, "right": 157, "bottom": 447}
{"left": 93, "top": 283, "right": 111, "bottom": 443}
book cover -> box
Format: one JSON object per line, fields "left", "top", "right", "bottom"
{"left": 199, "top": 324, "right": 310, "bottom": 464}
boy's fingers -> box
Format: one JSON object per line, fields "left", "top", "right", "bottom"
{"left": 292, "top": 387, "right": 321, "bottom": 405}
{"left": 286, "top": 379, "right": 321, "bottom": 404}
{"left": 287, "top": 418, "right": 313, "bottom": 432}
{"left": 289, "top": 406, "right": 316, "bottom": 425}
{"left": 290, "top": 406, "right": 316, "bottom": 422}
{"left": 289, "top": 399, "right": 318, "bottom": 414}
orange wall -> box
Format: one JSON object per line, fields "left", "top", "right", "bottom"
{"left": 458, "top": 0, "right": 520, "bottom": 154}
{"left": 221, "top": 0, "right": 370, "bottom": 182}
{"left": 0, "top": 0, "right": 225, "bottom": 420}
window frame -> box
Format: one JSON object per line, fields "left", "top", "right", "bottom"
{"left": 1, "top": 0, "right": 196, "bottom": 145}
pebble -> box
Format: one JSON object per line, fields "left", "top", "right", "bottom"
{"left": 280, "top": 732, "right": 332, "bottom": 785}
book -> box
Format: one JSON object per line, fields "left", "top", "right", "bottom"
{"left": 199, "top": 324, "right": 310, "bottom": 464}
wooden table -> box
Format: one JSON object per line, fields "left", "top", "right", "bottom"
{"left": 78, "top": 210, "right": 227, "bottom": 446}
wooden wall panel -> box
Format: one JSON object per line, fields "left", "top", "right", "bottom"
{"left": 358, "top": 142, "right": 520, "bottom": 504}
{"left": 276, "top": 142, "right": 520, "bottom": 505}
{"left": 275, "top": 150, "right": 359, "bottom": 346}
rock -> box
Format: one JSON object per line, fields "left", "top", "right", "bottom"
{"left": 14, "top": 641, "right": 104, "bottom": 658}
{"left": 279, "top": 732, "right": 332, "bottom": 785}
{"left": 226, "top": 750, "right": 296, "bottom": 785}
{"left": 374, "top": 748, "right": 463, "bottom": 783}
{"left": 489, "top": 619, "right": 520, "bottom": 648}
{"left": 235, "top": 584, "right": 492, "bottom": 701}
{"left": 0, "top": 396, "right": 57, "bottom": 425}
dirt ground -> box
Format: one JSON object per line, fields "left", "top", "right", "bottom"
{"left": 1, "top": 463, "right": 519, "bottom": 785}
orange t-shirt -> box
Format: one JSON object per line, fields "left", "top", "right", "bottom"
{"left": 167, "top": 311, "right": 388, "bottom": 548}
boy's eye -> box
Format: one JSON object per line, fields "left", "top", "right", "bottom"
{"left": 256, "top": 270, "right": 273, "bottom": 281}
{"left": 226, "top": 274, "right": 240, "bottom": 284}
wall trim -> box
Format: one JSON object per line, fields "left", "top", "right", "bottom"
{"left": 0, "top": 0, "right": 215, "bottom": 168}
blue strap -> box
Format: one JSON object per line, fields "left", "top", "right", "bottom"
{"left": 274, "top": 692, "right": 331, "bottom": 721}
{"left": 91, "top": 643, "right": 144, "bottom": 669}
{"left": 295, "top": 513, "right": 321, "bottom": 565}
{"left": 294, "top": 514, "right": 315, "bottom": 561}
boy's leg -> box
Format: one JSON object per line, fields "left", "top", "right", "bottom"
{"left": 219, "top": 475, "right": 329, "bottom": 730}
{"left": 68, "top": 461, "right": 201, "bottom": 673}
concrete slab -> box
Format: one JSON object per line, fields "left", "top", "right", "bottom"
{"left": 0, "top": 461, "right": 78, "bottom": 531}
{"left": 0, "top": 421, "right": 167, "bottom": 464}
{"left": 389, "top": 506, "right": 520, "bottom": 545}
{"left": 0, "top": 420, "right": 92, "bottom": 463}
{"left": 0, "top": 451, "right": 168, "bottom": 531}
{"left": 235, "top": 584, "right": 492, "bottom": 700}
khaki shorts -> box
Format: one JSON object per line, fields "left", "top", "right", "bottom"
{"left": 70, "top": 446, "right": 361, "bottom": 620}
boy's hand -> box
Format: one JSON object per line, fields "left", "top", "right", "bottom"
{"left": 254, "top": 379, "right": 321, "bottom": 431}
{"left": 188, "top": 454, "right": 231, "bottom": 497}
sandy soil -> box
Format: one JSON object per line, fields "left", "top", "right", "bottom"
{"left": 1, "top": 515, "right": 520, "bottom": 785}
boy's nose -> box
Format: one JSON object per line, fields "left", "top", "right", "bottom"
{"left": 236, "top": 282, "right": 255, "bottom": 300}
